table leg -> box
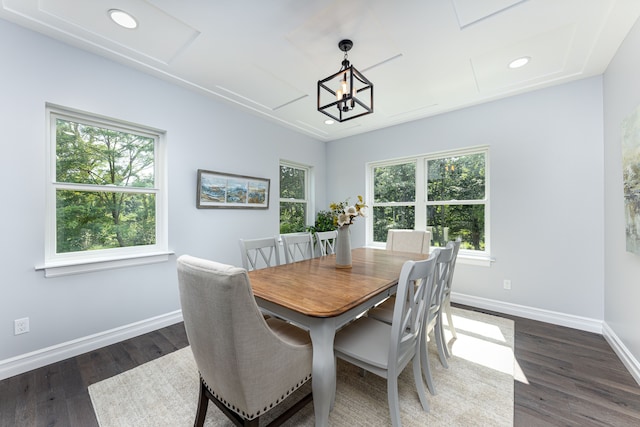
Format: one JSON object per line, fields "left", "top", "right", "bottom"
{"left": 308, "top": 319, "right": 337, "bottom": 427}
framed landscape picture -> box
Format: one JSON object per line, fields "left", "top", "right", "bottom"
{"left": 622, "top": 106, "right": 640, "bottom": 254}
{"left": 196, "top": 169, "right": 270, "bottom": 209}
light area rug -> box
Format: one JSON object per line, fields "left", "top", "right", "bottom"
{"left": 89, "top": 308, "right": 514, "bottom": 426}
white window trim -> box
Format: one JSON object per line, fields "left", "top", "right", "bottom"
{"left": 279, "top": 160, "right": 314, "bottom": 227}
{"left": 366, "top": 145, "right": 491, "bottom": 263}
{"left": 38, "top": 104, "right": 170, "bottom": 277}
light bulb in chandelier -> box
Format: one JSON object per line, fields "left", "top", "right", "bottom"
{"left": 336, "top": 73, "right": 357, "bottom": 112}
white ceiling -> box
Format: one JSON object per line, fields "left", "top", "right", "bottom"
{"left": 2, "top": 0, "right": 640, "bottom": 141}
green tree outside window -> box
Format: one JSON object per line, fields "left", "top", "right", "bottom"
{"left": 54, "top": 118, "right": 157, "bottom": 254}
{"left": 370, "top": 149, "right": 487, "bottom": 253}
{"left": 279, "top": 163, "right": 309, "bottom": 233}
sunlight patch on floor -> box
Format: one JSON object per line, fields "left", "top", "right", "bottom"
{"left": 448, "top": 314, "right": 506, "bottom": 342}
{"left": 451, "top": 332, "right": 514, "bottom": 375}
{"left": 444, "top": 314, "right": 529, "bottom": 384}
{"left": 513, "top": 358, "right": 529, "bottom": 384}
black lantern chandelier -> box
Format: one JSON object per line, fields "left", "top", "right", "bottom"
{"left": 317, "top": 39, "right": 373, "bottom": 122}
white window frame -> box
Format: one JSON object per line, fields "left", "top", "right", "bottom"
{"left": 279, "top": 160, "right": 314, "bottom": 230}
{"left": 37, "top": 104, "right": 170, "bottom": 277}
{"left": 366, "top": 145, "right": 491, "bottom": 266}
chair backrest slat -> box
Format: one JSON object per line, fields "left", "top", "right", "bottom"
{"left": 443, "top": 238, "right": 461, "bottom": 296}
{"left": 426, "top": 246, "right": 454, "bottom": 327}
{"left": 315, "top": 230, "right": 338, "bottom": 256}
{"left": 239, "top": 237, "right": 281, "bottom": 270}
{"left": 281, "top": 233, "right": 314, "bottom": 263}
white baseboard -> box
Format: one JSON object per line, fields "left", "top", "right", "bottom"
{"left": 602, "top": 322, "right": 640, "bottom": 385}
{"left": 451, "top": 292, "right": 603, "bottom": 333}
{"left": 4, "top": 296, "right": 639, "bottom": 386}
{"left": 0, "top": 310, "right": 183, "bottom": 381}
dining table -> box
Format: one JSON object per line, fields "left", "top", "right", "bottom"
{"left": 248, "top": 247, "right": 429, "bottom": 427}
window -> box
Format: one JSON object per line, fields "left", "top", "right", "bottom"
{"left": 371, "top": 161, "right": 417, "bottom": 242}
{"left": 43, "top": 105, "right": 167, "bottom": 275}
{"left": 426, "top": 151, "right": 486, "bottom": 250}
{"left": 279, "top": 161, "right": 311, "bottom": 233}
{"left": 368, "top": 146, "right": 489, "bottom": 257}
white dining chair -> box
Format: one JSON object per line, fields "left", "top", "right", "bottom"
{"left": 333, "top": 252, "right": 439, "bottom": 427}
{"left": 367, "top": 228, "right": 432, "bottom": 339}
{"left": 281, "top": 232, "right": 314, "bottom": 263}
{"left": 315, "top": 230, "right": 338, "bottom": 256}
{"left": 368, "top": 245, "right": 453, "bottom": 395}
{"left": 239, "top": 237, "right": 281, "bottom": 271}
{"left": 385, "top": 229, "right": 431, "bottom": 255}
{"left": 419, "top": 244, "right": 454, "bottom": 392}
{"left": 369, "top": 227, "right": 432, "bottom": 329}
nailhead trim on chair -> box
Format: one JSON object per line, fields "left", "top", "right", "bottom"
{"left": 200, "top": 373, "right": 312, "bottom": 420}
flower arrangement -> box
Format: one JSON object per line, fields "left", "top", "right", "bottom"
{"left": 330, "top": 195, "right": 367, "bottom": 227}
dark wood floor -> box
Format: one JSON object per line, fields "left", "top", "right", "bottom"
{"left": 1, "top": 305, "right": 639, "bottom": 426}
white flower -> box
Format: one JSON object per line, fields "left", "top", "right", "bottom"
{"left": 330, "top": 196, "right": 368, "bottom": 227}
{"left": 337, "top": 213, "right": 350, "bottom": 226}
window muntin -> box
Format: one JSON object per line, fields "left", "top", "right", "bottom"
{"left": 279, "top": 162, "right": 310, "bottom": 233}
{"left": 368, "top": 147, "right": 488, "bottom": 255}
{"left": 46, "top": 106, "right": 166, "bottom": 265}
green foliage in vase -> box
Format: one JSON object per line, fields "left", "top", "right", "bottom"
{"left": 306, "top": 210, "right": 336, "bottom": 236}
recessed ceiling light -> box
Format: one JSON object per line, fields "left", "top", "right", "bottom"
{"left": 108, "top": 9, "right": 138, "bottom": 29}
{"left": 508, "top": 56, "right": 530, "bottom": 69}
{"left": 324, "top": 119, "right": 335, "bottom": 125}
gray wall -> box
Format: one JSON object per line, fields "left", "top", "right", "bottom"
{"left": 0, "top": 19, "right": 325, "bottom": 362}
{"left": 326, "top": 77, "right": 605, "bottom": 320}
{"left": 603, "top": 17, "right": 640, "bottom": 365}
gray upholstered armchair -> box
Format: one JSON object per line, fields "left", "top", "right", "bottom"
{"left": 177, "top": 255, "right": 313, "bottom": 427}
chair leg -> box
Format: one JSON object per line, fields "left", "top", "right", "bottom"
{"left": 440, "top": 312, "right": 456, "bottom": 358}
{"left": 435, "top": 313, "right": 449, "bottom": 369}
{"left": 387, "top": 375, "right": 402, "bottom": 427}
{"left": 412, "top": 351, "right": 430, "bottom": 412}
{"left": 442, "top": 300, "right": 456, "bottom": 360}
{"left": 445, "top": 298, "right": 457, "bottom": 339}
{"left": 194, "top": 380, "right": 209, "bottom": 427}
{"left": 420, "top": 332, "right": 437, "bottom": 395}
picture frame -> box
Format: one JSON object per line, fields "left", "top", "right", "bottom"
{"left": 622, "top": 105, "right": 640, "bottom": 254}
{"left": 196, "top": 169, "right": 270, "bottom": 209}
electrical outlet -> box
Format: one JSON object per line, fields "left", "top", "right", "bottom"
{"left": 503, "top": 279, "right": 511, "bottom": 290}
{"left": 14, "top": 317, "right": 29, "bottom": 335}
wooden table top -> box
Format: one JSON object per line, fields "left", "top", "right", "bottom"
{"left": 248, "top": 247, "right": 429, "bottom": 318}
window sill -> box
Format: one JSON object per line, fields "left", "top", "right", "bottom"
{"left": 457, "top": 253, "right": 494, "bottom": 267}
{"left": 35, "top": 251, "right": 175, "bottom": 278}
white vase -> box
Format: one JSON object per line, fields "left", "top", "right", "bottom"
{"left": 335, "top": 225, "right": 352, "bottom": 268}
